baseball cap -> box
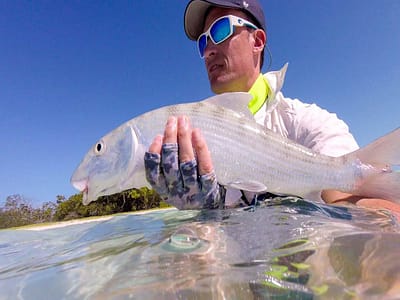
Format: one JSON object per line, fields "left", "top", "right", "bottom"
{"left": 184, "top": 0, "right": 266, "bottom": 41}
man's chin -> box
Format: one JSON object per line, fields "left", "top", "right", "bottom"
{"left": 209, "top": 77, "right": 230, "bottom": 94}
{"left": 210, "top": 82, "right": 235, "bottom": 94}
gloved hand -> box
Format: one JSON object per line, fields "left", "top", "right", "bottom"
{"left": 144, "top": 116, "right": 225, "bottom": 209}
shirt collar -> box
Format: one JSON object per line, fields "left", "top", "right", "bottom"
{"left": 247, "top": 73, "right": 271, "bottom": 115}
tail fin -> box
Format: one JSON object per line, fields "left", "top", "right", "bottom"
{"left": 348, "top": 128, "right": 400, "bottom": 203}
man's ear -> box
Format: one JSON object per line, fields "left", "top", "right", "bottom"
{"left": 253, "top": 29, "right": 266, "bottom": 54}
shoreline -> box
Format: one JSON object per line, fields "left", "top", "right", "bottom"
{"left": 14, "top": 207, "right": 176, "bottom": 231}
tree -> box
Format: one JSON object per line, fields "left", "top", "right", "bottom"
{"left": 0, "top": 194, "right": 57, "bottom": 228}
{"left": 0, "top": 188, "right": 170, "bottom": 228}
{"left": 56, "top": 195, "right": 66, "bottom": 204}
{"left": 1, "top": 194, "right": 34, "bottom": 228}
{"left": 34, "top": 201, "right": 57, "bottom": 223}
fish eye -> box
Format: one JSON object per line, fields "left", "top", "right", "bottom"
{"left": 94, "top": 140, "right": 106, "bottom": 155}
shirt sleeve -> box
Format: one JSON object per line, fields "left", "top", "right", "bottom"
{"left": 288, "top": 99, "right": 359, "bottom": 157}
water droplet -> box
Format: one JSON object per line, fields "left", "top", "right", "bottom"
{"left": 161, "top": 227, "right": 203, "bottom": 252}
{"left": 169, "top": 227, "right": 200, "bottom": 249}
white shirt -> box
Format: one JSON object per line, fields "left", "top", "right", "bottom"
{"left": 225, "top": 64, "right": 359, "bottom": 206}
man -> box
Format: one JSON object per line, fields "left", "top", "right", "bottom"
{"left": 144, "top": 0, "right": 400, "bottom": 216}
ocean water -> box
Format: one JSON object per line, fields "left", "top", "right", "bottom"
{"left": 1, "top": 197, "right": 400, "bottom": 299}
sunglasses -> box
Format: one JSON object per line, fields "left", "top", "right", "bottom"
{"left": 197, "top": 15, "right": 258, "bottom": 58}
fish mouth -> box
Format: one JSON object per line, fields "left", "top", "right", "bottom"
{"left": 71, "top": 178, "right": 88, "bottom": 192}
{"left": 79, "top": 185, "right": 93, "bottom": 206}
{"left": 82, "top": 188, "right": 91, "bottom": 205}
{"left": 71, "top": 178, "right": 92, "bottom": 205}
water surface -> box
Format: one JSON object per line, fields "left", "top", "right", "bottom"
{"left": 1, "top": 197, "right": 399, "bottom": 299}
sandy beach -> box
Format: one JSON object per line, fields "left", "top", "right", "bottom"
{"left": 16, "top": 207, "right": 176, "bottom": 231}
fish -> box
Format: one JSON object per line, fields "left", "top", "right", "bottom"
{"left": 71, "top": 92, "right": 400, "bottom": 206}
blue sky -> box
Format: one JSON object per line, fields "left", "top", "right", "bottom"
{"left": 1, "top": 1, "right": 399, "bottom": 206}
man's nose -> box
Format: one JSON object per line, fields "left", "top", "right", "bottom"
{"left": 203, "top": 39, "right": 217, "bottom": 59}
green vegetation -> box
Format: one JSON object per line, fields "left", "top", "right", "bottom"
{"left": 0, "top": 188, "right": 170, "bottom": 229}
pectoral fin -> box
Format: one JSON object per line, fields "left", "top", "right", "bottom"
{"left": 225, "top": 180, "right": 268, "bottom": 193}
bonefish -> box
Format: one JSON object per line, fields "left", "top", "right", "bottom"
{"left": 71, "top": 92, "right": 400, "bottom": 206}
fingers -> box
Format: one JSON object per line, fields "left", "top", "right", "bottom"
{"left": 162, "top": 116, "right": 197, "bottom": 190}
{"left": 161, "top": 115, "right": 196, "bottom": 162}
{"left": 163, "top": 116, "right": 178, "bottom": 144}
{"left": 148, "top": 134, "right": 163, "bottom": 154}
{"left": 159, "top": 115, "right": 195, "bottom": 161}
{"left": 144, "top": 152, "right": 168, "bottom": 196}
{"left": 145, "top": 116, "right": 222, "bottom": 209}
{"left": 177, "top": 116, "right": 195, "bottom": 163}
{"left": 180, "top": 159, "right": 199, "bottom": 191}
{"left": 148, "top": 117, "right": 213, "bottom": 176}
{"left": 192, "top": 128, "right": 214, "bottom": 175}
{"left": 155, "top": 116, "right": 179, "bottom": 187}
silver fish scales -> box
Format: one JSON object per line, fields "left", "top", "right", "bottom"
{"left": 71, "top": 93, "right": 400, "bottom": 206}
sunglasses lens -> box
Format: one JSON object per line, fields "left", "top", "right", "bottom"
{"left": 198, "top": 34, "right": 207, "bottom": 57}
{"left": 210, "top": 17, "right": 231, "bottom": 43}
{"left": 197, "top": 17, "right": 232, "bottom": 58}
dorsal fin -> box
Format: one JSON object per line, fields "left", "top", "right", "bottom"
{"left": 202, "top": 92, "right": 253, "bottom": 119}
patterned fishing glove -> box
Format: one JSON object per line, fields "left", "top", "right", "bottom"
{"left": 144, "top": 143, "right": 225, "bottom": 210}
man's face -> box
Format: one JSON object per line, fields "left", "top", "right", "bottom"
{"left": 202, "top": 8, "right": 258, "bottom": 94}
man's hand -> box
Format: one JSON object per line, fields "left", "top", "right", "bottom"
{"left": 144, "top": 116, "right": 224, "bottom": 209}
{"left": 322, "top": 190, "right": 400, "bottom": 221}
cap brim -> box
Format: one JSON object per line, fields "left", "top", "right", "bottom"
{"left": 184, "top": 0, "right": 237, "bottom": 41}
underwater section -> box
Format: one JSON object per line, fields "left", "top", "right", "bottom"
{"left": 0, "top": 198, "right": 399, "bottom": 299}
